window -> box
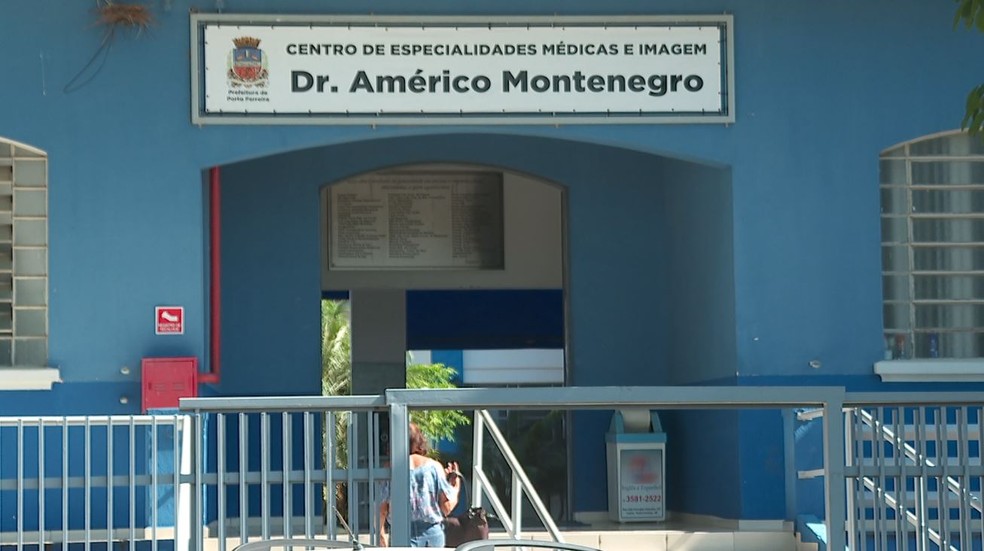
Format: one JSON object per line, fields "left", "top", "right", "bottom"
{"left": 881, "top": 131, "right": 984, "bottom": 359}
{"left": 0, "top": 139, "right": 48, "bottom": 367}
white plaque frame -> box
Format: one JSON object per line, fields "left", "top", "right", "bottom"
{"left": 327, "top": 171, "right": 504, "bottom": 271}
{"left": 191, "top": 14, "right": 735, "bottom": 125}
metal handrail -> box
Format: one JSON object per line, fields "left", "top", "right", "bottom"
{"left": 799, "top": 398, "right": 984, "bottom": 551}
{"left": 0, "top": 413, "right": 192, "bottom": 551}
{"left": 177, "top": 400, "right": 392, "bottom": 551}
{"left": 855, "top": 408, "right": 983, "bottom": 514}
{"left": 854, "top": 475, "right": 954, "bottom": 551}
{"left": 384, "top": 385, "right": 848, "bottom": 551}
{"left": 472, "top": 409, "right": 565, "bottom": 542}
{"left": 3, "top": 386, "right": 857, "bottom": 551}
{"left": 845, "top": 408, "right": 973, "bottom": 551}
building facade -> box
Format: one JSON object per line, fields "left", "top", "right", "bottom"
{"left": 3, "top": 0, "right": 983, "bottom": 525}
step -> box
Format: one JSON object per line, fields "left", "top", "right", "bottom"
{"left": 510, "top": 515, "right": 797, "bottom": 551}
{"left": 514, "top": 529, "right": 796, "bottom": 551}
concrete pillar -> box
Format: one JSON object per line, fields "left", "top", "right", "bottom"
{"left": 350, "top": 289, "right": 407, "bottom": 394}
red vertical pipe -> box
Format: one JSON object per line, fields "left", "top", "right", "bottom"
{"left": 201, "top": 166, "right": 221, "bottom": 384}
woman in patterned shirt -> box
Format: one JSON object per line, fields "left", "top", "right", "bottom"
{"left": 379, "top": 423, "right": 462, "bottom": 547}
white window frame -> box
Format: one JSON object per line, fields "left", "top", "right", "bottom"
{"left": 875, "top": 130, "right": 984, "bottom": 382}
{"left": 0, "top": 138, "right": 58, "bottom": 390}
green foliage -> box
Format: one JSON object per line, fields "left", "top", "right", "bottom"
{"left": 319, "top": 300, "right": 471, "bottom": 521}
{"left": 322, "top": 300, "right": 352, "bottom": 397}
{"left": 955, "top": 0, "right": 984, "bottom": 135}
{"left": 406, "top": 360, "right": 471, "bottom": 445}
{"left": 321, "top": 300, "right": 470, "bottom": 452}
{"left": 962, "top": 85, "right": 984, "bottom": 136}
{"left": 954, "top": 0, "right": 984, "bottom": 30}
{"left": 321, "top": 299, "right": 353, "bottom": 467}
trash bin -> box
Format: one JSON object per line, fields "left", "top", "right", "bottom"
{"left": 606, "top": 409, "right": 666, "bottom": 522}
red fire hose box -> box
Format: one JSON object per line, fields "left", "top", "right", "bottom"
{"left": 141, "top": 357, "right": 199, "bottom": 413}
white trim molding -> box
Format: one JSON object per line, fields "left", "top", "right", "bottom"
{"left": 0, "top": 368, "right": 61, "bottom": 390}
{"left": 874, "top": 359, "right": 984, "bottom": 383}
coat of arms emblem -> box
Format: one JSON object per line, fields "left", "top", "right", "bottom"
{"left": 228, "top": 36, "right": 268, "bottom": 87}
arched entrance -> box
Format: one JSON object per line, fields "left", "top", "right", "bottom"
{"left": 212, "top": 131, "right": 735, "bottom": 517}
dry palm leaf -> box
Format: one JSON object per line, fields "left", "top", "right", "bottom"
{"left": 65, "top": 2, "right": 154, "bottom": 92}
{"left": 97, "top": 2, "right": 154, "bottom": 30}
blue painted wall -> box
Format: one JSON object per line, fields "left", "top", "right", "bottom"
{"left": 663, "top": 160, "right": 735, "bottom": 384}
{"left": 4, "top": 0, "right": 984, "bottom": 523}
{"left": 662, "top": 410, "right": 741, "bottom": 518}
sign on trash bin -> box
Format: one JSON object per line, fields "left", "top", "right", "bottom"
{"left": 606, "top": 409, "right": 666, "bottom": 522}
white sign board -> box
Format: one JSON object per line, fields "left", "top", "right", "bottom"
{"left": 328, "top": 172, "right": 504, "bottom": 270}
{"left": 193, "top": 15, "right": 733, "bottom": 124}
{"left": 617, "top": 448, "right": 665, "bottom": 520}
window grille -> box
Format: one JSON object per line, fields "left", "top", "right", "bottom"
{"left": 880, "top": 131, "right": 984, "bottom": 358}
{"left": 0, "top": 140, "right": 48, "bottom": 366}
